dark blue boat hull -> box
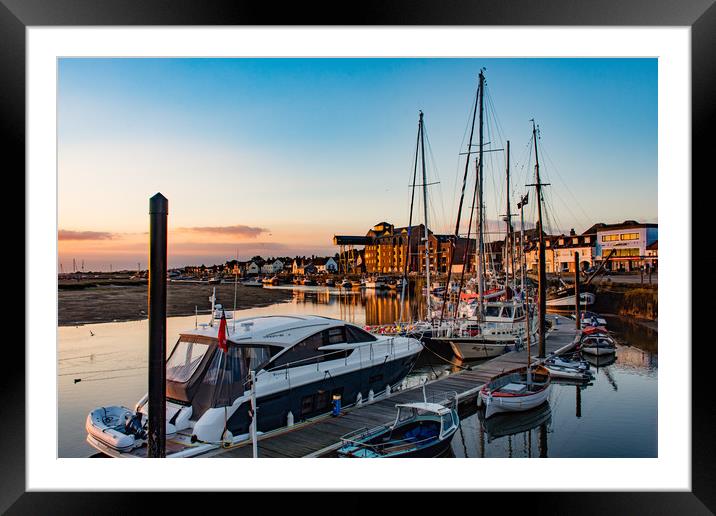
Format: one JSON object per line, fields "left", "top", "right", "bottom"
{"left": 226, "top": 352, "right": 420, "bottom": 436}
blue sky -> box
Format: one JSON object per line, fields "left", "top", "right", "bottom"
{"left": 58, "top": 58, "right": 657, "bottom": 269}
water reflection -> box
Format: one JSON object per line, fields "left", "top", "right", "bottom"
{"left": 58, "top": 285, "right": 658, "bottom": 458}
{"left": 267, "top": 285, "right": 430, "bottom": 326}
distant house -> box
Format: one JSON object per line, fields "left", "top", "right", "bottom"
{"left": 293, "top": 259, "right": 318, "bottom": 275}
{"left": 313, "top": 257, "right": 338, "bottom": 274}
{"left": 247, "top": 260, "right": 264, "bottom": 276}
{"left": 261, "top": 259, "right": 284, "bottom": 274}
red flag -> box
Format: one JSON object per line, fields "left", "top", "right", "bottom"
{"left": 217, "top": 310, "right": 228, "bottom": 352}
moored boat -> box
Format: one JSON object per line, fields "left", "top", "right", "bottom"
{"left": 580, "top": 334, "right": 616, "bottom": 356}
{"left": 478, "top": 364, "right": 552, "bottom": 419}
{"left": 543, "top": 354, "right": 593, "bottom": 381}
{"left": 85, "top": 314, "right": 422, "bottom": 458}
{"left": 337, "top": 394, "right": 459, "bottom": 458}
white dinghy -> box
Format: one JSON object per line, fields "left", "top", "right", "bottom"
{"left": 85, "top": 406, "right": 147, "bottom": 453}
{"left": 478, "top": 365, "right": 551, "bottom": 419}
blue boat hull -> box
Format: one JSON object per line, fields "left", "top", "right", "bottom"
{"left": 226, "top": 352, "right": 420, "bottom": 435}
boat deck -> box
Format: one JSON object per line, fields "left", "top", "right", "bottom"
{"left": 205, "top": 314, "right": 580, "bottom": 458}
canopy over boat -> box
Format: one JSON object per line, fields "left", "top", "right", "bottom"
{"left": 395, "top": 401, "right": 452, "bottom": 416}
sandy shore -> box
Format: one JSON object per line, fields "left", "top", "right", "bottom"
{"left": 58, "top": 283, "right": 293, "bottom": 326}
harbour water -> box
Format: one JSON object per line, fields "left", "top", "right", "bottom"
{"left": 58, "top": 286, "right": 657, "bottom": 458}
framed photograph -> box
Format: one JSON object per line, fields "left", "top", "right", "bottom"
{"left": 8, "top": 0, "right": 711, "bottom": 511}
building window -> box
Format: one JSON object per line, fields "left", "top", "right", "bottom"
{"left": 602, "top": 234, "right": 620, "bottom": 242}
{"left": 620, "top": 233, "right": 640, "bottom": 241}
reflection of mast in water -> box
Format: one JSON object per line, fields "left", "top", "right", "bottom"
{"left": 576, "top": 385, "right": 582, "bottom": 418}
{"left": 528, "top": 426, "right": 532, "bottom": 457}
{"left": 508, "top": 435, "right": 513, "bottom": 458}
{"left": 457, "top": 421, "right": 469, "bottom": 458}
{"left": 538, "top": 421, "right": 548, "bottom": 458}
{"left": 602, "top": 367, "right": 618, "bottom": 391}
{"left": 479, "top": 419, "right": 485, "bottom": 458}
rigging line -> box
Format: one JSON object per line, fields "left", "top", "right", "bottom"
{"left": 485, "top": 85, "right": 507, "bottom": 153}
{"left": 440, "top": 75, "right": 480, "bottom": 323}
{"left": 548, "top": 184, "right": 585, "bottom": 234}
{"left": 423, "top": 122, "right": 449, "bottom": 234}
{"left": 538, "top": 140, "right": 593, "bottom": 230}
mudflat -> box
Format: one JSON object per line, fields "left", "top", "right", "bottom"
{"left": 58, "top": 283, "right": 293, "bottom": 326}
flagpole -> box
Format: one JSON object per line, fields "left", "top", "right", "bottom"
{"left": 233, "top": 248, "right": 238, "bottom": 332}
{"left": 250, "top": 370, "right": 258, "bottom": 458}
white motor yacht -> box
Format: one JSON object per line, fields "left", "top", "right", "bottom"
{"left": 86, "top": 315, "right": 422, "bottom": 458}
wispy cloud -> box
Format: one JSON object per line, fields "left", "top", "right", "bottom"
{"left": 176, "top": 225, "right": 269, "bottom": 239}
{"left": 58, "top": 230, "right": 116, "bottom": 241}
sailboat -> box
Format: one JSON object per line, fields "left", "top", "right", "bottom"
{"left": 477, "top": 119, "right": 553, "bottom": 419}
{"left": 367, "top": 111, "right": 452, "bottom": 347}
{"left": 432, "top": 70, "right": 537, "bottom": 360}
{"left": 477, "top": 291, "right": 552, "bottom": 418}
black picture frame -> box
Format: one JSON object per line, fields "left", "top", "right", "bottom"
{"left": 6, "top": 0, "right": 712, "bottom": 513}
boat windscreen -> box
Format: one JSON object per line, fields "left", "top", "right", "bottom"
{"left": 196, "top": 344, "right": 280, "bottom": 410}
{"left": 485, "top": 306, "right": 501, "bottom": 317}
{"left": 167, "top": 340, "right": 211, "bottom": 383}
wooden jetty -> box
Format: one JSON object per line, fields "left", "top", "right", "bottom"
{"left": 206, "top": 314, "right": 580, "bottom": 458}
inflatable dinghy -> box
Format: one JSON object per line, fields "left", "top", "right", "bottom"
{"left": 86, "top": 406, "right": 146, "bottom": 453}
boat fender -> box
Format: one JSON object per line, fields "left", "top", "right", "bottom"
{"left": 368, "top": 389, "right": 374, "bottom": 402}
{"left": 221, "top": 429, "right": 233, "bottom": 446}
{"left": 385, "top": 384, "right": 391, "bottom": 397}
{"left": 287, "top": 411, "right": 294, "bottom": 427}
{"left": 356, "top": 392, "right": 363, "bottom": 406}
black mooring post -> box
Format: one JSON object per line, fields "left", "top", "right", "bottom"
{"left": 148, "top": 193, "right": 168, "bottom": 458}
{"left": 574, "top": 251, "right": 581, "bottom": 330}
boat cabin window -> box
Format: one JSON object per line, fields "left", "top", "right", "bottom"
{"left": 441, "top": 412, "right": 454, "bottom": 431}
{"left": 502, "top": 306, "right": 514, "bottom": 318}
{"left": 514, "top": 306, "right": 524, "bottom": 319}
{"left": 484, "top": 305, "right": 501, "bottom": 317}
{"left": 166, "top": 340, "right": 211, "bottom": 383}
{"left": 327, "top": 326, "right": 345, "bottom": 344}
{"left": 271, "top": 331, "right": 326, "bottom": 368}
{"left": 345, "top": 325, "right": 378, "bottom": 343}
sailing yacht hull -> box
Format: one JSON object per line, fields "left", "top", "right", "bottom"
{"left": 446, "top": 340, "right": 509, "bottom": 360}
{"left": 546, "top": 292, "right": 596, "bottom": 309}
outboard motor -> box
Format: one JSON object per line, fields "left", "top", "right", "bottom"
{"left": 124, "top": 411, "right": 147, "bottom": 440}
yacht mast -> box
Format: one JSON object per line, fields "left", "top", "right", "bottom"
{"left": 528, "top": 119, "right": 549, "bottom": 358}
{"left": 476, "top": 70, "right": 485, "bottom": 317}
{"left": 419, "top": 111, "right": 431, "bottom": 318}
{"left": 505, "top": 140, "right": 515, "bottom": 290}
{"left": 399, "top": 113, "right": 422, "bottom": 323}
{"left": 519, "top": 193, "right": 527, "bottom": 292}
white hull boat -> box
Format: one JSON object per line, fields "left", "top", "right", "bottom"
{"left": 86, "top": 315, "right": 422, "bottom": 458}
{"left": 546, "top": 292, "right": 595, "bottom": 308}
{"left": 478, "top": 365, "right": 551, "bottom": 419}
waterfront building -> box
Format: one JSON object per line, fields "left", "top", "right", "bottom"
{"left": 523, "top": 227, "right": 596, "bottom": 274}
{"left": 592, "top": 221, "right": 658, "bottom": 271}
{"left": 336, "top": 222, "right": 477, "bottom": 275}
{"left": 646, "top": 241, "right": 658, "bottom": 270}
